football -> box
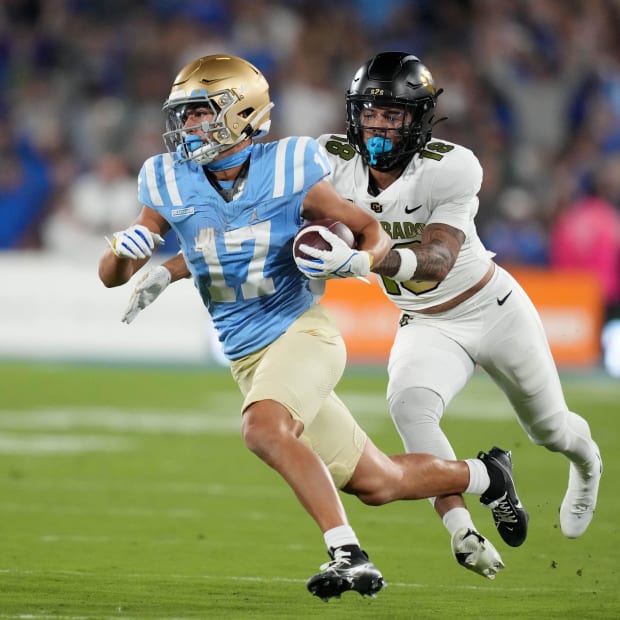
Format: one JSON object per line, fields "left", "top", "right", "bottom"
{"left": 293, "top": 219, "right": 356, "bottom": 260}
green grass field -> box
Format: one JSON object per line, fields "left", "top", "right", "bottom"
{"left": 0, "top": 361, "right": 617, "bottom": 619}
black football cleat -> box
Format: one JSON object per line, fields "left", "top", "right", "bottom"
{"left": 478, "top": 447, "right": 529, "bottom": 547}
{"left": 306, "top": 545, "right": 385, "bottom": 602}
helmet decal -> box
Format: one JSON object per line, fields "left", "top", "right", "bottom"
{"left": 419, "top": 68, "right": 436, "bottom": 95}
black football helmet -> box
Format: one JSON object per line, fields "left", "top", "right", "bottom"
{"left": 346, "top": 52, "right": 441, "bottom": 171}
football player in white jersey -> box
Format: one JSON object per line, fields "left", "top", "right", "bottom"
{"left": 305, "top": 52, "right": 601, "bottom": 577}
{"left": 98, "top": 54, "right": 528, "bottom": 600}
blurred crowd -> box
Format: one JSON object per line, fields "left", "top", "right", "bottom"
{"left": 1, "top": 0, "right": 620, "bottom": 370}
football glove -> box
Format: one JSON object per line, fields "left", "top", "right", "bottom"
{"left": 295, "top": 228, "right": 371, "bottom": 280}
{"left": 106, "top": 224, "right": 164, "bottom": 259}
{"left": 122, "top": 265, "right": 171, "bottom": 324}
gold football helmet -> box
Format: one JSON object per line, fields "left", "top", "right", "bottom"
{"left": 162, "top": 54, "right": 273, "bottom": 165}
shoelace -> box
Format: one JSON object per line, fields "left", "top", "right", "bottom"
{"left": 320, "top": 548, "right": 353, "bottom": 571}
{"left": 490, "top": 493, "right": 519, "bottom": 524}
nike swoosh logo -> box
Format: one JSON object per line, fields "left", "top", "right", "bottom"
{"left": 404, "top": 204, "right": 423, "bottom": 214}
{"left": 497, "top": 291, "right": 513, "bottom": 306}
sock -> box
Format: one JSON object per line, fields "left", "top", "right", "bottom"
{"left": 442, "top": 507, "right": 476, "bottom": 536}
{"left": 464, "top": 458, "right": 491, "bottom": 495}
{"left": 324, "top": 524, "right": 359, "bottom": 551}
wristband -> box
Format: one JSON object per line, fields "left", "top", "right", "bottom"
{"left": 392, "top": 248, "right": 418, "bottom": 281}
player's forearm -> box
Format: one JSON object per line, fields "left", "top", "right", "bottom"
{"left": 161, "top": 252, "right": 191, "bottom": 283}
{"left": 98, "top": 249, "right": 148, "bottom": 288}
{"left": 358, "top": 222, "right": 392, "bottom": 268}
{"left": 373, "top": 244, "right": 452, "bottom": 282}
{"left": 372, "top": 249, "right": 407, "bottom": 279}
{"left": 373, "top": 223, "right": 463, "bottom": 282}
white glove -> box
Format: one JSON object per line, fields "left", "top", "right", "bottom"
{"left": 106, "top": 224, "right": 164, "bottom": 259}
{"left": 295, "top": 228, "right": 371, "bottom": 279}
{"left": 122, "top": 265, "right": 171, "bottom": 324}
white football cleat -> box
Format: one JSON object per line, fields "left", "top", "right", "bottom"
{"left": 451, "top": 527, "right": 505, "bottom": 580}
{"left": 560, "top": 442, "right": 603, "bottom": 538}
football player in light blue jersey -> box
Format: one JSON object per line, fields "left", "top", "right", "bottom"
{"left": 99, "top": 54, "right": 529, "bottom": 600}
{"left": 137, "top": 131, "right": 330, "bottom": 359}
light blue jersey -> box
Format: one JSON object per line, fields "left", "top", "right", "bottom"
{"left": 138, "top": 137, "right": 330, "bottom": 359}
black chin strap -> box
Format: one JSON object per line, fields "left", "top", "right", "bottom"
{"left": 367, "top": 172, "right": 381, "bottom": 196}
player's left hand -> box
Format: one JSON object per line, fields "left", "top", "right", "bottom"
{"left": 122, "top": 265, "right": 171, "bottom": 324}
{"left": 106, "top": 224, "right": 165, "bottom": 260}
{"left": 295, "top": 228, "right": 371, "bottom": 279}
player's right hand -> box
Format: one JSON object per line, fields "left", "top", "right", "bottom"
{"left": 122, "top": 265, "right": 171, "bottom": 324}
{"left": 296, "top": 228, "right": 371, "bottom": 279}
{"left": 106, "top": 224, "right": 164, "bottom": 259}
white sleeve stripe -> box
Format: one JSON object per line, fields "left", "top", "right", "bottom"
{"left": 293, "top": 137, "right": 310, "bottom": 192}
{"left": 273, "top": 137, "right": 291, "bottom": 198}
{"left": 144, "top": 158, "right": 164, "bottom": 206}
{"left": 162, "top": 153, "right": 183, "bottom": 205}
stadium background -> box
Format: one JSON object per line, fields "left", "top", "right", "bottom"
{"left": 1, "top": 2, "right": 619, "bottom": 618}
{"left": 1, "top": 0, "right": 619, "bottom": 372}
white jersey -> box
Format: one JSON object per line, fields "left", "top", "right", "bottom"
{"left": 317, "top": 137, "right": 598, "bottom": 539}
{"left": 317, "top": 133, "right": 494, "bottom": 312}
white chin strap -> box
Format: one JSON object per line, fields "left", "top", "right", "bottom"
{"left": 190, "top": 142, "right": 223, "bottom": 165}
{"left": 182, "top": 102, "right": 275, "bottom": 165}
{"left": 188, "top": 134, "right": 250, "bottom": 165}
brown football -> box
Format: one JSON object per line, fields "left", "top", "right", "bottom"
{"left": 293, "top": 219, "right": 356, "bottom": 260}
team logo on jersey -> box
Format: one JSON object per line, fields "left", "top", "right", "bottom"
{"left": 370, "top": 202, "right": 383, "bottom": 213}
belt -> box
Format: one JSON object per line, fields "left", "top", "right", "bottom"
{"left": 400, "top": 262, "right": 495, "bottom": 323}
